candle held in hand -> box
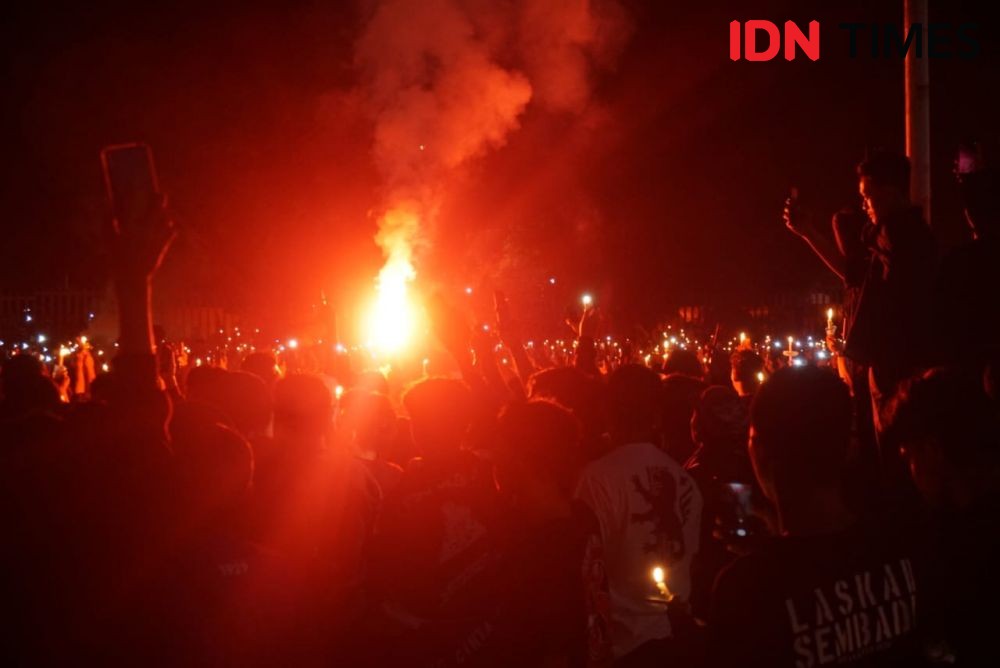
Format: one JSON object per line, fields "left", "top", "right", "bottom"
{"left": 652, "top": 566, "right": 671, "bottom": 599}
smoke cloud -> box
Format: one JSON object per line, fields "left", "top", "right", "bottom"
{"left": 351, "top": 0, "right": 632, "bottom": 302}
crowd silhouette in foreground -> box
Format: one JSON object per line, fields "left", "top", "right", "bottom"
{"left": 2, "top": 148, "right": 1000, "bottom": 667}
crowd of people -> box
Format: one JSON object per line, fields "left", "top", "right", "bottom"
{"left": 1, "top": 148, "right": 999, "bottom": 667}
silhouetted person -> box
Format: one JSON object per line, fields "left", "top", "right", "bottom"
{"left": 934, "top": 144, "right": 1000, "bottom": 368}
{"left": 336, "top": 388, "right": 403, "bottom": 496}
{"left": 831, "top": 208, "right": 871, "bottom": 346}
{"left": 575, "top": 364, "right": 702, "bottom": 664}
{"left": 729, "top": 350, "right": 764, "bottom": 409}
{"left": 186, "top": 369, "right": 271, "bottom": 441}
{"left": 662, "top": 348, "right": 703, "bottom": 379}
{"left": 470, "top": 400, "right": 612, "bottom": 666}
{"left": 185, "top": 365, "right": 229, "bottom": 405}
{"left": 0, "top": 354, "right": 61, "bottom": 421}
{"left": 685, "top": 386, "right": 752, "bottom": 485}
{"left": 885, "top": 367, "right": 1000, "bottom": 666}
{"left": 367, "top": 377, "right": 503, "bottom": 666}
{"left": 785, "top": 152, "right": 936, "bottom": 469}
{"left": 241, "top": 351, "right": 280, "bottom": 388}
{"left": 846, "top": 152, "right": 936, "bottom": 475}
{"left": 708, "top": 366, "right": 924, "bottom": 667}
{"left": 50, "top": 191, "right": 180, "bottom": 663}
{"left": 527, "top": 365, "right": 609, "bottom": 463}
{"left": 661, "top": 372, "right": 707, "bottom": 464}
{"left": 251, "top": 373, "right": 380, "bottom": 652}
{"left": 168, "top": 422, "right": 300, "bottom": 663}
{"left": 685, "top": 385, "right": 754, "bottom": 620}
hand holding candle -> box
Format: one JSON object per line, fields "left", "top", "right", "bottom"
{"left": 652, "top": 566, "right": 672, "bottom": 600}
{"left": 783, "top": 335, "right": 798, "bottom": 359}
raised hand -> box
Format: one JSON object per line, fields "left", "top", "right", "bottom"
{"left": 108, "top": 192, "right": 176, "bottom": 356}
{"left": 108, "top": 192, "right": 177, "bottom": 284}
{"left": 783, "top": 195, "right": 813, "bottom": 239}
{"left": 494, "top": 290, "right": 516, "bottom": 341}
{"left": 579, "top": 303, "right": 600, "bottom": 340}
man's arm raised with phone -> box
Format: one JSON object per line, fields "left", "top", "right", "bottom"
{"left": 784, "top": 194, "right": 847, "bottom": 282}
{"left": 110, "top": 193, "right": 176, "bottom": 357}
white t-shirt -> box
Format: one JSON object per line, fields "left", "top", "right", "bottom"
{"left": 575, "top": 441, "right": 702, "bottom": 658}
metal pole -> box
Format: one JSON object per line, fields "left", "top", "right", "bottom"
{"left": 905, "top": 0, "right": 931, "bottom": 224}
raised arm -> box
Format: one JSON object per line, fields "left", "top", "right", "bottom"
{"left": 494, "top": 290, "right": 535, "bottom": 386}
{"left": 573, "top": 306, "right": 601, "bottom": 378}
{"left": 111, "top": 194, "right": 176, "bottom": 356}
{"left": 99, "top": 193, "right": 177, "bottom": 450}
{"left": 784, "top": 197, "right": 846, "bottom": 282}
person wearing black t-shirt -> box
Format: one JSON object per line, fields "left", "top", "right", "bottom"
{"left": 488, "top": 400, "right": 613, "bottom": 668}
{"left": 365, "top": 378, "right": 505, "bottom": 667}
{"left": 885, "top": 368, "right": 1000, "bottom": 667}
{"left": 707, "top": 367, "right": 925, "bottom": 668}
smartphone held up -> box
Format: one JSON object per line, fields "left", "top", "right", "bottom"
{"left": 100, "top": 143, "right": 161, "bottom": 233}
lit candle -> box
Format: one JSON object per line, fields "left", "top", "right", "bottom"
{"left": 652, "top": 566, "right": 671, "bottom": 599}
{"left": 826, "top": 308, "right": 834, "bottom": 331}
{"left": 783, "top": 336, "right": 799, "bottom": 359}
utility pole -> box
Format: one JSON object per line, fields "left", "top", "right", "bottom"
{"left": 905, "top": 0, "right": 931, "bottom": 224}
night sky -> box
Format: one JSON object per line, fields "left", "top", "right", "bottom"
{"left": 2, "top": 0, "right": 997, "bottom": 330}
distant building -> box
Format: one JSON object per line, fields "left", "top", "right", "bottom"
{"left": 0, "top": 289, "right": 101, "bottom": 341}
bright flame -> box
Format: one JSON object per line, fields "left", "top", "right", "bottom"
{"left": 652, "top": 565, "right": 672, "bottom": 599}
{"left": 366, "top": 258, "right": 417, "bottom": 353}
{"left": 366, "top": 206, "right": 420, "bottom": 354}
